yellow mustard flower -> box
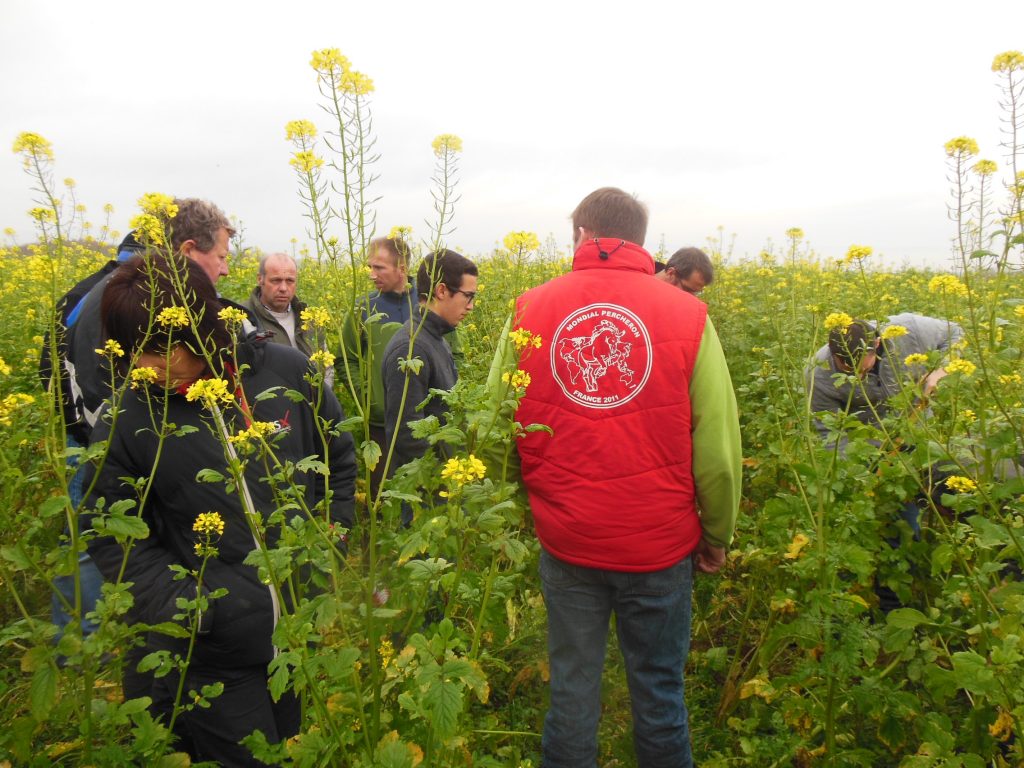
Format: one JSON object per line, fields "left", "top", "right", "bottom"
{"left": 844, "top": 245, "right": 872, "bottom": 263}
{"left": 1013, "top": 305, "right": 1024, "bottom": 320}
{"left": 379, "top": 637, "right": 395, "bottom": 668}
{"left": 340, "top": 69, "right": 374, "bottom": 95}
{"left": 310, "top": 350, "right": 336, "bottom": 368}
{"left": 928, "top": 274, "right": 969, "bottom": 297}
{"left": 945, "top": 475, "right": 977, "bottom": 493}
{"left": 945, "top": 136, "right": 979, "bottom": 158}
{"left": 904, "top": 353, "right": 928, "bottom": 366}
{"left": 999, "top": 373, "right": 1023, "bottom": 385}
{"left": 130, "top": 366, "right": 159, "bottom": 388}
{"left": 783, "top": 533, "right": 810, "bottom": 560}
{"left": 290, "top": 151, "right": 324, "bottom": 173}
{"left": 64, "top": 177, "right": 76, "bottom": 189}
{"left": 137, "top": 192, "right": 178, "bottom": 219}
{"left": 992, "top": 51, "right": 1024, "bottom": 73}
{"left": 440, "top": 454, "right": 487, "bottom": 487}
{"left": 945, "top": 359, "right": 976, "bottom": 377}
{"left": 301, "top": 306, "right": 332, "bottom": 331}
{"left": 785, "top": 227, "right": 804, "bottom": 240}
{"left": 157, "top": 306, "right": 190, "bottom": 327}
{"left": 130, "top": 212, "right": 166, "bottom": 246}
{"left": 823, "top": 312, "right": 853, "bottom": 331}
{"left": 12, "top": 132, "right": 54, "bottom": 164}
{"left": 193, "top": 511, "right": 225, "bottom": 536}
{"left": 388, "top": 225, "right": 412, "bottom": 240}
{"left": 502, "top": 369, "right": 532, "bottom": 390}
{"left": 431, "top": 134, "right": 463, "bottom": 157}
{"left": 0, "top": 357, "right": 10, "bottom": 376}
{"left": 95, "top": 339, "right": 125, "bottom": 358}
{"left": 186, "top": 378, "right": 235, "bottom": 408}
{"left": 881, "top": 325, "right": 908, "bottom": 340}
{"left": 973, "top": 159, "right": 997, "bottom": 176}
{"left": 960, "top": 409, "right": 976, "bottom": 423}
{"left": 310, "top": 48, "right": 351, "bottom": 76}
{"left": 218, "top": 306, "right": 248, "bottom": 328}
{"left": 504, "top": 231, "right": 541, "bottom": 253}
{"left": 285, "top": 120, "right": 318, "bottom": 141}
{"left": 509, "top": 327, "right": 543, "bottom": 351}
{"left": 29, "top": 207, "right": 57, "bottom": 224}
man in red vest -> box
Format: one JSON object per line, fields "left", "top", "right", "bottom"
{"left": 513, "top": 187, "right": 742, "bottom": 767}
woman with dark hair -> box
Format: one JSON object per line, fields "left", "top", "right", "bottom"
{"left": 86, "top": 254, "right": 356, "bottom": 766}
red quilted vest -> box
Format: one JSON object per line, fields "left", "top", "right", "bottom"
{"left": 515, "top": 238, "right": 707, "bottom": 571}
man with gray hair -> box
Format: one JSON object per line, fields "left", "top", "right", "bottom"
{"left": 656, "top": 246, "right": 714, "bottom": 295}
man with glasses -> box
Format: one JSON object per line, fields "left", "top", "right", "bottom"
{"left": 381, "top": 249, "right": 478, "bottom": 479}
{"left": 656, "top": 246, "right": 714, "bottom": 295}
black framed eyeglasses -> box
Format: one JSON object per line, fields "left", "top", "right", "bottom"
{"left": 451, "top": 289, "right": 477, "bottom": 302}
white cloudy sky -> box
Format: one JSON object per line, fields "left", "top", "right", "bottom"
{"left": 1, "top": 0, "right": 1022, "bottom": 268}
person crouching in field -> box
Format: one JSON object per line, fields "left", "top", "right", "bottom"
{"left": 85, "top": 254, "right": 356, "bottom": 766}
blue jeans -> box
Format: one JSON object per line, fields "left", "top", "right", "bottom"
{"left": 539, "top": 550, "right": 694, "bottom": 768}
{"left": 52, "top": 436, "right": 103, "bottom": 640}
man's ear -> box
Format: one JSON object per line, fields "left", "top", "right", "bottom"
{"left": 179, "top": 239, "right": 196, "bottom": 258}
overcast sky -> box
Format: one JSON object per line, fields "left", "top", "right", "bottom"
{"left": 2, "top": 0, "right": 1022, "bottom": 268}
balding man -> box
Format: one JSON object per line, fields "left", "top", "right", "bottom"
{"left": 244, "top": 252, "right": 333, "bottom": 386}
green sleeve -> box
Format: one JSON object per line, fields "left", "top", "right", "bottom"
{"left": 689, "top": 318, "right": 743, "bottom": 548}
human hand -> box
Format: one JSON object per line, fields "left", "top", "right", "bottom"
{"left": 922, "top": 368, "right": 947, "bottom": 396}
{"left": 694, "top": 539, "right": 727, "bottom": 574}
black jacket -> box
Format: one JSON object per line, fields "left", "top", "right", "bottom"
{"left": 85, "top": 340, "right": 356, "bottom": 668}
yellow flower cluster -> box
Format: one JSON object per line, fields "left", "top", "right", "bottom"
{"left": 880, "top": 325, "right": 907, "bottom": 340}
{"left": 945, "top": 136, "right": 979, "bottom": 158}
{"left": 285, "top": 120, "right": 318, "bottom": 141}
{"left": 946, "top": 359, "right": 976, "bottom": 376}
{"left": 0, "top": 393, "right": 35, "bottom": 428}
{"left": 193, "top": 511, "right": 226, "bottom": 536}
{"left": 0, "top": 357, "right": 11, "bottom": 376}
{"left": 844, "top": 244, "right": 872, "bottom": 264}
{"left": 290, "top": 151, "right": 324, "bottom": 173}
{"left": 130, "top": 366, "right": 159, "bottom": 388}
{"left": 158, "top": 306, "right": 190, "bottom": 327}
{"left": 945, "top": 475, "right": 977, "bottom": 493}
{"left": 130, "top": 212, "right": 166, "bottom": 246}
{"left": 504, "top": 231, "right": 541, "bottom": 253}
{"left": 440, "top": 454, "right": 487, "bottom": 487}
{"left": 388, "top": 225, "right": 412, "bottom": 240}
{"left": 379, "top": 637, "right": 395, "bottom": 668}
{"left": 340, "top": 70, "right": 374, "bottom": 96}
{"left": 138, "top": 192, "right": 178, "bottom": 219}
{"left": 310, "top": 350, "right": 336, "bottom": 368}
{"left": 783, "top": 533, "right": 810, "bottom": 560}
{"left": 785, "top": 227, "right": 804, "bottom": 240}
{"left": 928, "top": 274, "right": 969, "bottom": 297}
{"left": 960, "top": 409, "right": 976, "bottom": 423}
{"left": 29, "top": 207, "right": 56, "bottom": 224}
{"left": 301, "top": 306, "right": 332, "bottom": 331}
{"left": 992, "top": 50, "right": 1024, "bottom": 73}
{"left": 823, "top": 312, "right": 853, "bottom": 331}
{"left": 229, "top": 421, "right": 276, "bottom": 446}
{"left": 502, "top": 369, "right": 532, "bottom": 390}
{"left": 12, "top": 132, "right": 54, "bottom": 164}
{"left": 218, "top": 306, "right": 248, "bottom": 328}
{"left": 973, "top": 159, "right": 997, "bottom": 176}
{"left": 186, "top": 378, "right": 235, "bottom": 408}
{"left": 999, "top": 373, "right": 1023, "bottom": 385}
{"left": 310, "top": 48, "right": 351, "bottom": 75}
{"left": 95, "top": 339, "right": 125, "bottom": 358}
{"left": 431, "top": 134, "right": 463, "bottom": 157}
{"left": 904, "top": 353, "right": 929, "bottom": 366}
{"left": 509, "top": 327, "right": 543, "bottom": 351}
{"left": 1014, "top": 305, "right": 1024, "bottom": 320}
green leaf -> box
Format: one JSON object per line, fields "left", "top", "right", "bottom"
{"left": 422, "top": 666, "right": 463, "bottom": 739}
{"left": 295, "top": 457, "right": 328, "bottom": 475}
{"left": 930, "top": 543, "right": 954, "bottom": 576}
{"left": 951, "top": 651, "right": 997, "bottom": 695}
{"left": 100, "top": 512, "right": 150, "bottom": 540}
{"left": 361, "top": 439, "right": 382, "bottom": 471}
{"left": 885, "top": 607, "right": 928, "bottom": 630}
{"left": 29, "top": 662, "right": 57, "bottom": 722}
{"left": 196, "top": 468, "right": 226, "bottom": 483}
{"left": 0, "top": 544, "right": 34, "bottom": 572}
{"left": 39, "top": 494, "right": 70, "bottom": 520}
{"left": 171, "top": 424, "right": 198, "bottom": 437}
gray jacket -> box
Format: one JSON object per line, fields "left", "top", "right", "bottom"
{"left": 805, "top": 313, "right": 964, "bottom": 443}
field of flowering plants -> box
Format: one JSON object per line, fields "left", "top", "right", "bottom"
{"left": 0, "top": 48, "right": 1023, "bottom": 767}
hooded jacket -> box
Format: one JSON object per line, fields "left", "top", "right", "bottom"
{"left": 85, "top": 339, "right": 356, "bottom": 668}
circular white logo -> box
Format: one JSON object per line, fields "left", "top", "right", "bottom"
{"left": 550, "top": 303, "right": 652, "bottom": 409}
